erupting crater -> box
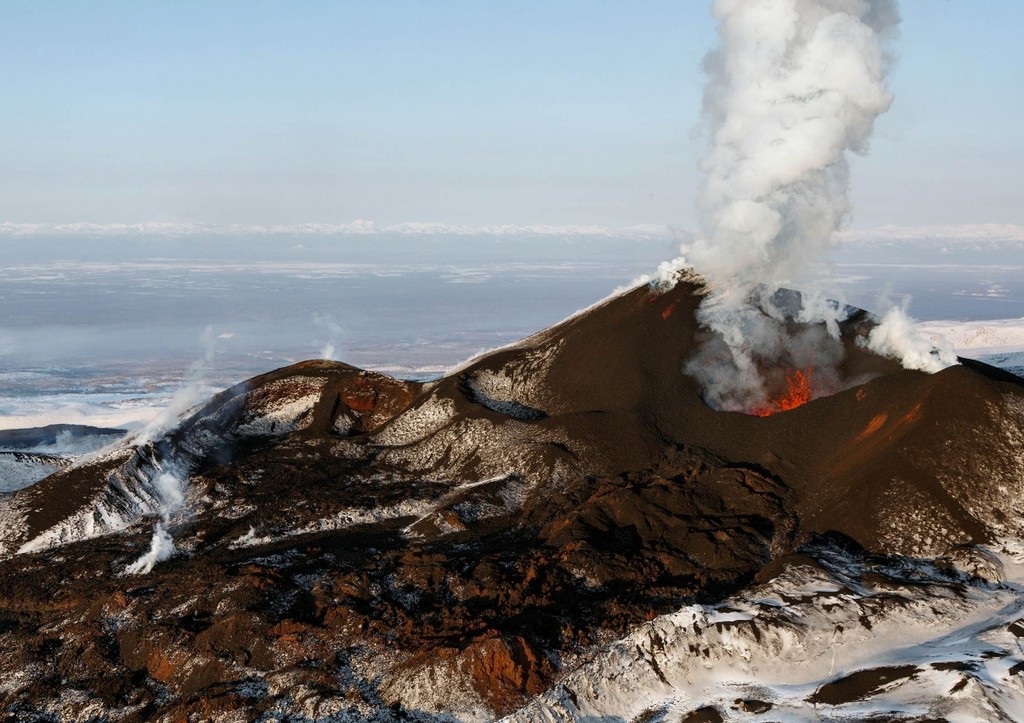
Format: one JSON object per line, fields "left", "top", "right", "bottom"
{"left": 752, "top": 367, "right": 814, "bottom": 417}
{"left": 686, "top": 286, "right": 880, "bottom": 418}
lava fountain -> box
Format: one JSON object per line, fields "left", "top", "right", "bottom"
{"left": 751, "top": 368, "right": 813, "bottom": 417}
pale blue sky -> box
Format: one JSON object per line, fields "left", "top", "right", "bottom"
{"left": 1, "top": 1, "right": 1021, "bottom": 229}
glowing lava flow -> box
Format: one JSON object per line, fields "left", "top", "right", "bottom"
{"left": 753, "top": 368, "right": 813, "bottom": 417}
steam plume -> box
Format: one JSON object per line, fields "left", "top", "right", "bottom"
{"left": 863, "top": 304, "right": 957, "bottom": 372}
{"left": 693, "top": 0, "right": 899, "bottom": 288}
{"left": 125, "top": 471, "right": 186, "bottom": 574}
{"left": 681, "top": 0, "right": 908, "bottom": 411}
{"left": 126, "top": 327, "right": 217, "bottom": 573}
{"left": 314, "top": 313, "right": 344, "bottom": 361}
{"left": 136, "top": 326, "right": 219, "bottom": 445}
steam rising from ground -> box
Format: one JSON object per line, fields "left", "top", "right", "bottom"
{"left": 314, "top": 312, "right": 344, "bottom": 360}
{"left": 863, "top": 304, "right": 957, "bottom": 372}
{"left": 126, "top": 328, "right": 218, "bottom": 573}
{"left": 677, "top": 0, "right": 952, "bottom": 411}
{"left": 126, "top": 471, "right": 186, "bottom": 574}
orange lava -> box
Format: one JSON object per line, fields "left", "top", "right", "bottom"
{"left": 752, "top": 368, "right": 813, "bottom": 417}
{"left": 855, "top": 413, "right": 889, "bottom": 442}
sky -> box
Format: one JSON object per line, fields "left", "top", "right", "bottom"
{"left": 1, "top": 0, "right": 1022, "bottom": 230}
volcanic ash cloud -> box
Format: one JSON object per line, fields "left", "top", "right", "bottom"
{"left": 682, "top": 0, "right": 910, "bottom": 412}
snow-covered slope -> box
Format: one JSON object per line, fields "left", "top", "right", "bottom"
{"left": 0, "top": 452, "right": 68, "bottom": 494}
{"left": 0, "top": 370, "right": 332, "bottom": 559}
{"left": 507, "top": 540, "right": 1024, "bottom": 723}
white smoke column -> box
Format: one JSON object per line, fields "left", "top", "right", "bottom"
{"left": 125, "top": 524, "right": 175, "bottom": 575}
{"left": 683, "top": 0, "right": 902, "bottom": 411}
{"left": 125, "top": 471, "right": 186, "bottom": 574}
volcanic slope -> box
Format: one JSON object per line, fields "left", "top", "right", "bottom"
{"left": 1, "top": 271, "right": 1024, "bottom": 721}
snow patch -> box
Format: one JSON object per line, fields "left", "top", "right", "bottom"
{"left": 374, "top": 396, "right": 457, "bottom": 447}
{"left": 462, "top": 344, "right": 562, "bottom": 420}
{"left": 233, "top": 377, "right": 325, "bottom": 437}
{"left": 0, "top": 452, "right": 67, "bottom": 493}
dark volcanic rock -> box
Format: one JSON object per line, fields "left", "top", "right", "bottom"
{"left": 1, "top": 273, "right": 1023, "bottom": 720}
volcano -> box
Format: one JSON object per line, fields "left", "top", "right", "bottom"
{"left": 2, "top": 271, "right": 1024, "bottom": 721}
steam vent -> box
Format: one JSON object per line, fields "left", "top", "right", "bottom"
{"left": 3, "top": 271, "right": 1024, "bottom": 720}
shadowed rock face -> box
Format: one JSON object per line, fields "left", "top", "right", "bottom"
{"left": 1, "top": 274, "right": 1023, "bottom": 720}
